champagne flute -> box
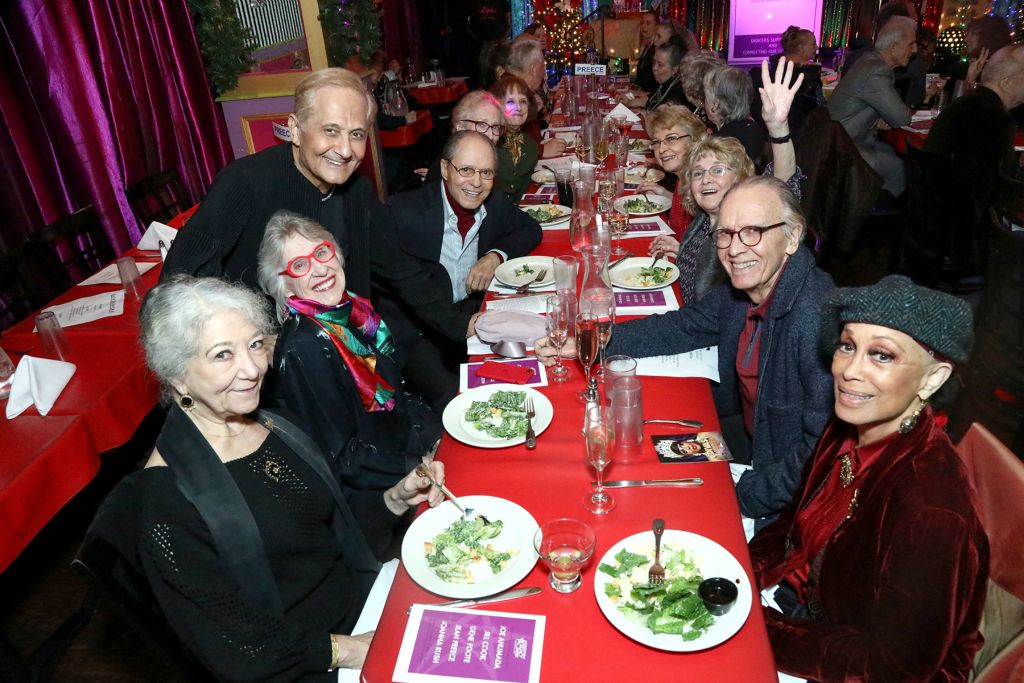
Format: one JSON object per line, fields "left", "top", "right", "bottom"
{"left": 546, "top": 294, "right": 574, "bottom": 382}
{"left": 608, "top": 205, "right": 629, "bottom": 257}
{"left": 593, "top": 130, "right": 610, "bottom": 168}
{"left": 583, "top": 404, "right": 616, "bottom": 514}
{"left": 592, "top": 294, "right": 615, "bottom": 384}
{"left": 576, "top": 311, "right": 600, "bottom": 403}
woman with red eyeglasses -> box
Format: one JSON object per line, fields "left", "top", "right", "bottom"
{"left": 257, "top": 210, "right": 442, "bottom": 492}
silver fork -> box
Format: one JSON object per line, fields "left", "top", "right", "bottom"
{"left": 516, "top": 268, "right": 548, "bottom": 295}
{"left": 648, "top": 518, "right": 666, "bottom": 585}
{"left": 524, "top": 396, "right": 537, "bottom": 449}
{"left": 416, "top": 465, "right": 491, "bottom": 524}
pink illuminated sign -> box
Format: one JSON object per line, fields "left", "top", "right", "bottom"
{"left": 728, "top": 0, "right": 825, "bottom": 65}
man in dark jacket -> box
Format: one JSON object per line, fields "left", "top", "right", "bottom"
{"left": 535, "top": 176, "right": 835, "bottom": 528}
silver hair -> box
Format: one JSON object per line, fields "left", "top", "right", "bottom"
{"left": 257, "top": 210, "right": 344, "bottom": 321}
{"left": 453, "top": 90, "right": 503, "bottom": 122}
{"left": 680, "top": 52, "right": 723, "bottom": 106}
{"left": 506, "top": 39, "right": 544, "bottom": 73}
{"left": 722, "top": 175, "right": 806, "bottom": 240}
{"left": 875, "top": 16, "right": 916, "bottom": 51}
{"left": 293, "top": 67, "right": 376, "bottom": 126}
{"left": 704, "top": 65, "right": 754, "bottom": 123}
{"left": 139, "top": 275, "right": 275, "bottom": 402}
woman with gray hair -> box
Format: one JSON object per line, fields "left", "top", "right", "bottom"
{"left": 108, "top": 274, "right": 444, "bottom": 680}
{"left": 705, "top": 65, "right": 766, "bottom": 162}
{"left": 257, "top": 210, "right": 442, "bottom": 492}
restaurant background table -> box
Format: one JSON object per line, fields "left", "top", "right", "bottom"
{"left": 0, "top": 248, "right": 163, "bottom": 573}
{"left": 363, "top": 131, "right": 778, "bottom": 680}
{"left": 403, "top": 78, "right": 470, "bottom": 107}
{"left": 379, "top": 110, "right": 434, "bottom": 149}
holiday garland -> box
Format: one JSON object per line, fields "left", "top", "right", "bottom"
{"left": 318, "top": 0, "right": 382, "bottom": 67}
{"left": 188, "top": 0, "right": 257, "bottom": 96}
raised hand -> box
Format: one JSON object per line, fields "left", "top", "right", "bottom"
{"left": 967, "top": 47, "right": 990, "bottom": 85}
{"left": 759, "top": 57, "right": 804, "bottom": 130}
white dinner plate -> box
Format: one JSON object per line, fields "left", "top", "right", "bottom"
{"left": 609, "top": 258, "right": 680, "bottom": 290}
{"left": 594, "top": 529, "right": 753, "bottom": 652}
{"left": 614, "top": 194, "right": 672, "bottom": 217}
{"left": 494, "top": 256, "right": 556, "bottom": 288}
{"left": 530, "top": 169, "right": 556, "bottom": 183}
{"left": 442, "top": 384, "right": 554, "bottom": 449}
{"left": 402, "top": 495, "right": 539, "bottom": 599}
{"left": 627, "top": 138, "right": 652, "bottom": 152}
{"left": 625, "top": 166, "right": 665, "bottom": 183}
{"left": 519, "top": 203, "right": 571, "bottom": 226}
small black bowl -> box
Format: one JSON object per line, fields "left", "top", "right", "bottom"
{"left": 699, "top": 577, "right": 738, "bottom": 616}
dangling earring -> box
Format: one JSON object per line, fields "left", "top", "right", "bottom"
{"left": 179, "top": 393, "right": 194, "bottom": 410}
{"left": 898, "top": 397, "right": 927, "bottom": 434}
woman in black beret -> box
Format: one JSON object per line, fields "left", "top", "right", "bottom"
{"left": 749, "top": 275, "right": 989, "bottom": 682}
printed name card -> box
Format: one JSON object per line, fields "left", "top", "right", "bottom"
{"left": 520, "top": 194, "right": 552, "bottom": 204}
{"left": 574, "top": 63, "right": 607, "bottom": 75}
{"left": 394, "top": 606, "right": 545, "bottom": 683}
{"left": 36, "top": 290, "right": 126, "bottom": 330}
{"left": 616, "top": 290, "right": 666, "bottom": 308}
{"left": 624, "top": 221, "right": 661, "bottom": 233}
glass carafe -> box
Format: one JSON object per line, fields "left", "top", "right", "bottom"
{"left": 570, "top": 179, "right": 596, "bottom": 253}
{"left": 578, "top": 244, "right": 613, "bottom": 403}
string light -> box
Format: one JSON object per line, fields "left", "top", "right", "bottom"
{"left": 533, "top": 0, "right": 590, "bottom": 78}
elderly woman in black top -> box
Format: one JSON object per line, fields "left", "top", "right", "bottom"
{"left": 257, "top": 211, "right": 443, "bottom": 492}
{"left": 126, "top": 275, "right": 444, "bottom": 681}
{"left": 705, "top": 65, "right": 766, "bottom": 161}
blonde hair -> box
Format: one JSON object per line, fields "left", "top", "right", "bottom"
{"left": 293, "top": 67, "right": 376, "bottom": 125}
{"left": 645, "top": 104, "right": 707, "bottom": 148}
{"left": 683, "top": 136, "right": 755, "bottom": 214}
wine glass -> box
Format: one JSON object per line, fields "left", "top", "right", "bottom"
{"left": 593, "top": 123, "right": 610, "bottom": 168}
{"left": 591, "top": 293, "right": 615, "bottom": 384}
{"left": 546, "top": 294, "right": 574, "bottom": 382}
{"left": 575, "top": 310, "right": 600, "bottom": 403}
{"left": 597, "top": 169, "right": 615, "bottom": 216}
{"left": 608, "top": 204, "right": 629, "bottom": 257}
{"left": 534, "top": 518, "right": 596, "bottom": 593}
{"left": 575, "top": 122, "right": 594, "bottom": 165}
{"left": 583, "top": 404, "right": 616, "bottom": 514}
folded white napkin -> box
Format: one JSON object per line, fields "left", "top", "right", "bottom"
{"left": 475, "top": 310, "right": 548, "bottom": 344}
{"left": 607, "top": 102, "right": 641, "bottom": 123}
{"left": 5, "top": 355, "right": 76, "bottom": 418}
{"left": 137, "top": 221, "right": 178, "bottom": 252}
{"left": 77, "top": 261, "right": 158, "bottom": 287}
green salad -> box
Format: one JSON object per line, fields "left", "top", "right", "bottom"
{"left": 525, "top": 206, "right": 565, "bottom": 223}
{"left": 424, "top": 517, "right": 512, "bottom": 583}
{"left": 464, "top": 390, "right": 528, "bottom": 439}
{"left": 625, "top": 265, "right": 673, "bottom": 287}
{"left": 629, "top": 139, "right": 649, "bottom": 151}
{"left": 514, "top": 263, "right": 535, "bottom": 277}
{"left": 623, "top": 197, "right": 662, "bottom": 213}
{"left": 599, "top": 544, "right": 714, "bottom": 641}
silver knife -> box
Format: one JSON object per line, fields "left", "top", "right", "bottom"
{"left": 644, "top": 418, "right": 704, "bottom": 429}
{"left": 594, "top": 477, "right": 704, "bottom": 488}
{"left": 408, "top": 586, "right": 541, "bottom": 614}
{"left": 607, "top": 254, "right": 632, "bottom": 270}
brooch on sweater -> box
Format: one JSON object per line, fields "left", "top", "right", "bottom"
{"left": 839, "top": 453, "right": 854, "bottom": 487}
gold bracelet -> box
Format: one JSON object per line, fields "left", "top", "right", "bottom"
{"left": 330, "top": 634, "right": 342, "bottom": 671}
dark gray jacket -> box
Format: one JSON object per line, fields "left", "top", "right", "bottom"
{"left": 608, "top": 245, "right": 835, "bottom": 523}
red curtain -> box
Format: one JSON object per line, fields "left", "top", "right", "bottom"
{"left": 0, "top": 0, "right": 232, "bottom": 253}
{"left": 380, "top": 0, "right": 422, "bottom": 70}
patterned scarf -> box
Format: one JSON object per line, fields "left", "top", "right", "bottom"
{"left": 502, "top": 127, "right": 525, "bottom": 165}
{"left": 286, "top": 294, "right": 396, "bottom": 412}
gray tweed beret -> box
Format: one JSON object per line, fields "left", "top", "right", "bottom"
{"left": 820, "top": 275, "right": 974, "bottom": 364}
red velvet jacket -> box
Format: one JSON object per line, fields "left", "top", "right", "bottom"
{"left": 749, "top": 411, "right": 989, "bottom": 682}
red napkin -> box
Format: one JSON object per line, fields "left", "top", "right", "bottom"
{"left": 476, "top": 361, "right": 535, "bottom": 384}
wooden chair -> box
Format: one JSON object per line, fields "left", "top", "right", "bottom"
{"left": 0, "top": 245, "right": 70, "bottom": 331}
{"left": 126, "top": 169, "right": 189, "bottom": 229}
{"left": 29, "top": 207, "right": 113, "bottom": 284}
{"left": 899, "top": 145, "right": 981, "bottom": 293}
{"left": 956, "top": 423, "right": 1024, "bottom": 682}
{"left": 72, "top": 534, "right": 214, "bottom": 682}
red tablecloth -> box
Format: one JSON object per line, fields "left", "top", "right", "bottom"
{"left": 379, "top": 110, "right": 434, "bottom": 149}
{"left": 363, "top": 152, "right": 777, "bottom": 680}
{"left": 403, "top": 78, "right": 469, "bottom": 106}
{"left": 883, "top": 118, "right": 1024, "bottom": 155}
{"left": 0, "top": 246, "right": 164, "bottom": 572}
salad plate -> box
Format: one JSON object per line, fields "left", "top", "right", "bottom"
{"left": 609, "top": 258, "right": 679, "bottom": 290}
{"left": 494, "top": 256, "right": 556, "bottom": 288}
{"left": 627, "top": 138, "right": 652, "bottom": 152}
{"left": 614, "top": 194, "right": 671, "bottom": 217}
{"left": 519, "top": 203, "right": 571, "bottom": 226}
{"left": 402, "top": 495, "right": 539, "bottom": 598}
{"left": 594, "top": 529, "right": 752, "bottom": 652}
{"left": 624, "top": 166, "right": 665, "bottom": 183}
{"left": 441, "top": 384, "right": 554, "bottom": 448}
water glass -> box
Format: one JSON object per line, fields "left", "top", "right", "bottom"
{"left": 579, "top": 163, "right": 597, "bottom": 196}
{"left": 931, "top": 90, "right": 949, "bottom": 117}
{"left": 553, "top": 254, "right": 578, "bottom": 296}
{"left": 35, "top": 311, "right": 70, "bottom": 361}
{"left": 534, "top": 518, "right": 597, "bottom": 593}
{"left": 614, "top": 166, "right": 626, "bottom": 195}
{"left": 116, "top": 256, "right": 143, "bottom": 303}
{"left": 604, "top": 354, "right": 637, "bottom": 389}
{"left": 610, "top": 376, "right": 643, "bottom": 457}
{"left": 555, "top": 168, "right": 574, "bottom": 207}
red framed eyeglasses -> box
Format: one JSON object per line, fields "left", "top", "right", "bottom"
{"left": 279, "top": 241, "right": 336, "bottom": 278}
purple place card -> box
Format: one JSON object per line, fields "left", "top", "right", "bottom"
{"left": 535, "top": 184, "right": 557, "bottom": 195}
{"left": 395, "top": 607, "right": 544, "bottom": 683}
{"left": 616, "top": 290, "right": 667, "bottom": 307}
{"left": 625, "top": 221, "right": 660, "bottom": 233}
{"left": 624, "top": 182, "right": 640, "bottom": 190}
{"left": 465, "top": 359, "right": 543, "bottom": 389}
{"left": 520, "top": 194, "right": 552, "bottom": 204}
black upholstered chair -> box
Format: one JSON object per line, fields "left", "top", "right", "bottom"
{"left": 126, "top": 169, "right": 189, "bottom": 229}
{"left": 30, "top": 206, "right": 114, "bottom": 284}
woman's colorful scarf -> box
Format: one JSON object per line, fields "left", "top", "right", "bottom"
{"left": 287, "top": 294, "right": 396, "bottom": 412}
{"left": 502, "top": 127, "right": 525, "bottom": 165}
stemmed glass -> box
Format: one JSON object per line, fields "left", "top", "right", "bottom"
{"left": 597, "top": 169, "right": 615, "bottom": 216}
{"left": 583, "top": 404, "right": 616, "bottom": 514}
{"left": 546, "top": 294, "right": 574, "bottom": 383}
{"left": 608, "top": 204, "right": 629, "bottom": 257}
{"left": 575, "top": 309, "right": 600, "bottom": 403}
{"left": 534, "top": 518, "right": 596, "bottom": 593}
{"left": 575, "top": 122, "right": 594, "bottom": 166}
{"left": 593, "top": 121, "right": 611, "bottom": 168}
{"left": 593, "top": 294, "right": 616, "bottom": 384}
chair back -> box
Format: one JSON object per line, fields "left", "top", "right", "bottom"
{"left": 901, "top": 145, "right": 981, "bottom": 291}
{"left": 72, "top": 533, "right": 214, "bottom": 681}
{"left": 126, "top": 169, "right": 190, "bottom": 229}
{"left": 0, "top": 244, "right": 71, "bottom": 331}
{"left": 30, "top": 206, "right": 114, "bottom": 284}
{"left": 956, "top": 423, "right": 1024, "bottom": 682}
